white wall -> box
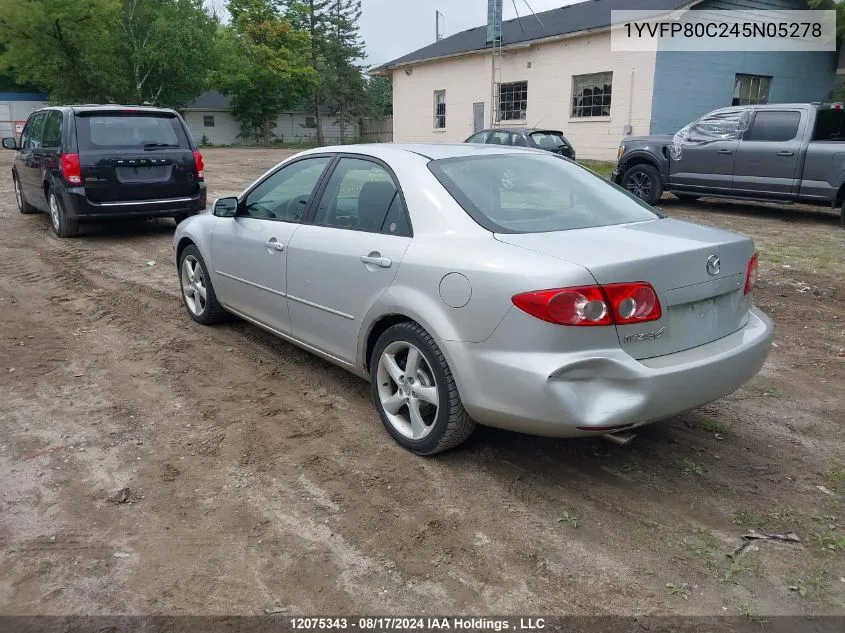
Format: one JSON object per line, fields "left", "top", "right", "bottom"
{"left": 391, "top": 31, "right": 657, "bottom": 161}
{"left": 0, "top": 100, "right": 50, "bottom": 139}
{"left": 184, "top": 109, "right": 360, "bottom": 145}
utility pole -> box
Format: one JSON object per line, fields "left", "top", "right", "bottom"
{"left": 435, "top": 10, "right": 443, "bottom": 41}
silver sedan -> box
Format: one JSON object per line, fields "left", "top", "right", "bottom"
{"left": 174, "top": 144, "right": 773, "bottom": 455}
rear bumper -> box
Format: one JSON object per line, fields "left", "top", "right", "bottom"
{"left": 441, "top": 307, "right": 773, "bottom": 437}
{"left": 60, "top": 184, "right": 206, "bottom": 220}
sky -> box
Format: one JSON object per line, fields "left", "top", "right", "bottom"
{"left": 205, "top": 0, "right": 582, "bottom": 67}
{"left": 361, "top": 0, "right": 581, "bottom": 66}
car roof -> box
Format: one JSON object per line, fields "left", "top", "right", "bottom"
{"left": 32, "top": 105, "right": 178, "bottom": 115}
{"left": 302, "top": 143, "right": 545, "bottom": 161}
{"left": 475, "top": 127, "right": 563, "bottom": 133}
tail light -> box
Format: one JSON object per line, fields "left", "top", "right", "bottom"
{"left": 60, "top": 153, "right": 83, "bottom": 185}
{"left": 193, "top": 150, "right": 204, "bottom": 181}
{"left": 744, "top": 253, "right": 758, "bottom": 295}
{"left": 512, "top": 282, "right": 661, "bottom": 327}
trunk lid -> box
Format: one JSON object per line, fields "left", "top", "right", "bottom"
{"left": 74, "top": 111, "right": 200, "bottom": 203}
{"left": 496, "top": 218, "right": 754, "bottom": 360}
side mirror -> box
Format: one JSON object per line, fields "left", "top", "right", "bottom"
{"left": 2, "top": 137, "right": 18, "bottom": 150}
{"left": 213, "top": 196, "right": 238, "bottom": 217}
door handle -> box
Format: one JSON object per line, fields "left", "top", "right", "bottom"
{"left": 776, "top": 151, "right": 794, "bottom": 157}
{"left": 717, "top": 149, "right": 733, "bottom": 155}
{"left": 264, "top": 239, "right": 284, "bottom": 252}
{"left": 360, "top": 254, "right": 392, "bottom": 268}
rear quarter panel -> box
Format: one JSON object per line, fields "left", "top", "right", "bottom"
{"left": 799, "top": 141, "right": 845, "bottom": 204}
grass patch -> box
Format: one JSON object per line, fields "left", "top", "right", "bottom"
{"left": 721, "top": 556, "right": 758, "bottom": 583}
{"left": 814, "top": 531, "right": 845, "bottom": 553}
{"left": 555, "top": 511, "right": 579, "bottom": 528}
{"left": 759, "top": 238, "right": 845, "bottom": 277}
{"left": 790, "top": 568, "right": 831, "bottom": 601}
{"left": 824, "top": 463, "right": 845, "bottom": 484}
{"left": 700, "top": 418, "right": 726, "bottom": 437}
{"left": 732, "top": 509, "right": 765, "bottom": 529}
{"left": 686, "top": 530, "right": 719, "bottom": 558}
{"left": 578, "top": 160, "right": 615, "bottom": 179}
{"left": 680, "top": 458, "right": 706, "bottom": 478}
{"left": 735, "top": 601, "right": 760, "bottom": 620}
{"left": 665, "top": 582, "right": 691, "bottom": 599}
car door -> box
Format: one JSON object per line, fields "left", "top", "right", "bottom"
{"left": 210, "top": 155, "right": 333, "bottom": 334}
{"left": 732, "top": 109, "right": 804, "bottom": 199}
{"left": 286, "top": 156, "right": 413, "bottom": 363}
{"left": 17, "top": 112, "right": 47, "bottom": 207}
{"left": 668, "top": 110, "right": 745, "bottom": 194}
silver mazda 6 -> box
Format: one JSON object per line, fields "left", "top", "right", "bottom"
{"left": 174, "top": 144, "right": 773, "bottom": 455}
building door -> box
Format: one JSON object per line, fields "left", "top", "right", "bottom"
{"left": 473, "top": 102, "right": 485, "bottom": 133}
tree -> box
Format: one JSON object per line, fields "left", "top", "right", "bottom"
{"left": 0, "top": 0, "right": 217, "bottom": 106}
{"left": 364, "top": 75, "right": 392, "bottom": 118}
{"left": 323, "top": 0, "right": 366, "bottom": 143}
{"left": 214, "top": 0, "right": 316, "bottom": 145}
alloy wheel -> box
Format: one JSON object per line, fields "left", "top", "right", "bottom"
{"left": 376, "top": 341, "right": 439, "bottom": 440}
{"left": 181, "top": 255, "right": 208, "bottom": 316}
{"left": 49, "top": 194, "right": 61, "bottom": 231}
{"left": 14, "top": 179, "right": 22, "bottom": 210}
{"left": 626, "top": 171, "right": 653, "bottom": 200}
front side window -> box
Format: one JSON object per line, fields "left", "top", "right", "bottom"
{"left": 314, "top": 157, "right": 409, "bottom": 235}
{"left": 466, "top": 132, "right": 489, "bottom": 143}
{"left": 429, "top": 153, "right": 660, "bottom": 234}
{"left": 243, "top": 156, "right": 331, "bottom": 221}
{"left": 572, "top": 72, "right": 613, "bottom": 118}
{"left": 21, "top": 112, "right": 46, "bottom": 150}
{"left": 733, "top": 74, "right": 771, "bottom": 106}
{"left": 42, "top": 111, "right": 63, "bottom": 147}
{"left": 499, "top": 81, "right": 527, "bottom": 121}
{"left": 745, "top": 111, "right": 801, "bottom": 142}
{"left": 434, "top": 90, "right": 446, "bottom": 129}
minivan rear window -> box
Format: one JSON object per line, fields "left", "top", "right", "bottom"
{"left": 429, "top": 153, "right": 661, "bottom": 234}
{"left": 75, "top": 112, "right": 189, "bottom": 150}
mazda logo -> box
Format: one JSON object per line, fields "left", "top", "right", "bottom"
{"left": 706, "top": 255, "right": 721, "bottom": 276}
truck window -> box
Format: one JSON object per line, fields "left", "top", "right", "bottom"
{"left": 812, "top": 109, "right": 845, "bottom": 141}
{"left": 745, "top": 111, "right": 800, "bottom": 142}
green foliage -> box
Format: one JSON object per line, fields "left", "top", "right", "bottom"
{"left": 364, "top": 75, "right": 392, "bottom": 118}
{"left": 214, "top": 0, "right": 316, "bottom": 145}
{"left": 0, "top": 0, "right": 217, "bottom": 106}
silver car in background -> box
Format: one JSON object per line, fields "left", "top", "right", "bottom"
{"left": 174, "top": 144, "right": 773, "bottom": 455}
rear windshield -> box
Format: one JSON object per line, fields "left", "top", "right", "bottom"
{"left": 429, "top": 153, "right": 661, "bottom": 234}
{"left": 75, "top": 112, "right": 190, "bottom": 150}
{"left": 812, "top": 108, "right": 845, "bottom": 141}
{"left": 529, "top": 131, "right": 570, "bottom": 149}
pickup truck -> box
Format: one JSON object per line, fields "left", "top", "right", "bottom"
{"left": 612, "top": 103, "right": 845, "bottom": 228}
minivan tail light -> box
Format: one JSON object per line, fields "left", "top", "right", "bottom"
{"left": 512, "top": 282, "right": 662, "bottom": 327}
{"left": 193, "top": 151, "right": 204, "bottom": 181}
{"left": 60, "top": 153, "right": 83, "bottom": 185}
{"left": 744, "top": 253, "right": 758, "bottom": 295}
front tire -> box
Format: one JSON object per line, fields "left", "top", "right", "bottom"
{"left": 178, "top": 245, "right": 227, "bottom": 324}
{"left": 371, "top": 322, "right": 475, "bottom": 455}
{"left": 622, "top": 164, "right": 663, "bottom": 205}
{"left": 840, "top": 200, "right": 845, "bottom": 229}
{"left": 49, "top": 190, "right": 78, "bottom": 237}
{"left": 13, "top": 175, "right": 36, "bottom": 214}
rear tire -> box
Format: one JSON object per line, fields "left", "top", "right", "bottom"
{"left": 49, "top": 190, "right": 79, "bottom": 237}
{"left": 621, "top": 164, "right": 663, "bottom": 205}
{"left": 371, "top": 322, "right": 475, "bottom": 455}
{"left": 840, "top": 200, "right": 845, "bottom": 229}
{"left": 13, "top": 175, "right": 36, "bottom": 214}
{"left": 178, "top": 244, "right": 227, "bottom": 325}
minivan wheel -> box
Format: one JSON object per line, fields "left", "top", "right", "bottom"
{"left": 13, "top": 175, "right": 36, "bottom": 214}
{"left": 840, "top": 200, "right": 845, "bottom": 229}
{"left": 622, "top": 164, "right": 663, "bottom": 205}
{"left": 371, "top": 322, "right": 475, "bottom": 455}
{"left": 178, "top": 245, "right": 227, "bottom": 324}
{"left": 49, "top": 191, "right": 79, "bottom": 237}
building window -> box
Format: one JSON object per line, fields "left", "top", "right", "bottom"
{"left": 499, "top": 81, "right": 527, "bottom": 121}
{"left": 434, "top": 90, "right": 446, "bottom": 129}
{"left": 203, "top": 115, "right": 215, "bottom": 128}
{"left": 571, "top": 72, "right": 613, "bottom": 118}
{"left": 305, "top": 116, "right": 317, "bottom": 128}
{"left": 732, "top": 74, "right": 771, "bottom": 106}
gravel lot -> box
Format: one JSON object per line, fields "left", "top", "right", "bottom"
{"left": 1, "top": 147, "right": 844, "bottom": 616}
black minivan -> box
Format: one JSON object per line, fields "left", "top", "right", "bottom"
{"left": 3, "top": 105, "right": 206, "bottom": 237}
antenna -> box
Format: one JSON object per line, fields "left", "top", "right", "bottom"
{"left": 511, "top": 0, "right": 525, "bottom": 34}
{"left": 520, "top": 0, "right": 544, "bottom": 30}
{"left": 435, "top": 10, "right": 444, "bottom": 41}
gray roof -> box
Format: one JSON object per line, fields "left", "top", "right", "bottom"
{"left": 185, "top": 90, "right": 231, "bottom": 110}
{"left": 370, "top": 0, "right": 697, "bottom": 73}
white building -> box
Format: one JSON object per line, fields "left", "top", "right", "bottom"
{"left": 0, "top": 92, "right": 49, "bottom": 141}
{"left": 182, "top": 91, "right": 360, "bottom": 146}
{"left": 371, "top": 0, "right": 836, "bottom": 161}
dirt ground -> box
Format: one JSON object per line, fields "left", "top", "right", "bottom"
{"left": 1, "top": 147, "right": 844, "bottom": 617}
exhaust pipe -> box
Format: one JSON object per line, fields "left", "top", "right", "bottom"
{"left": 602, "top": 430, "right": 637, "bottom": 446}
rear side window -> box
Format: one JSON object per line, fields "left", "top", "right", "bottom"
{"left": 430, "top": 153, "right": 660, "bottom": 234}
{"left": 42, "top": 111, "right": 63, "bottom": 147}
{"left": 75, "top": 112, "right": 190, "bottom": 150}
{"left": 745, "top": 111, "right": 801, "bottom": 142}
{"left": 812, "top": 108, "right": 845, "bottom": 141}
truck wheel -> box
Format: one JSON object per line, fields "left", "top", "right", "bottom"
{"left": 841, "top": 200, "right": 845, "bottom": 229}
{"left": 622, "top": 164, "right": 663, "bottom": 205}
